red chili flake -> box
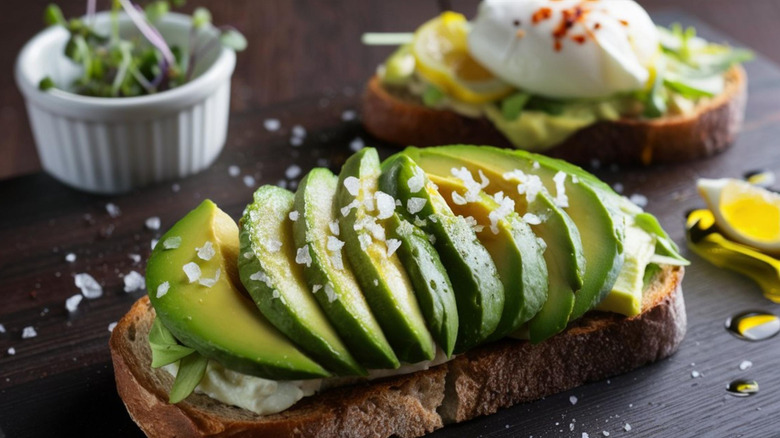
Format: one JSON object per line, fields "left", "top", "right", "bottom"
{"left": 554, "top": 40, "right": 562, "bottom": 51}
{"left": 532, "top": 7, "right": 553, "bottom": 24}
{"left": 594, "top": 22, "right": 601, "bottom": 30}
{"left": 571, "top": 34, "right": 587, "bottom": 44}
{"left": 619, "top": 19, "right": 629, "bottom": 26}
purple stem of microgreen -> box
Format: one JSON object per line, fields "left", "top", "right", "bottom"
{"left": 117, "top": 0, "right": 175, "bottom": 67}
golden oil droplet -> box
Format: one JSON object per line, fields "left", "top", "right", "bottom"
{"left": 725, "top": 311, "right": 780, "bottom": 341}
{"left": 727, "top": 379, "right": 759, "bottom": 397}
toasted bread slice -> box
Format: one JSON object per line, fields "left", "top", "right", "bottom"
{"left": 362, "top": 67, "right": 746, "bottom": 165}
{"left": 110, "top": 265, "right": 685, "bottom": 437}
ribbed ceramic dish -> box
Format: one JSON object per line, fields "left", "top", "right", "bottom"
{"left": 15, "top": 12, "right": 236, "bottom": 194}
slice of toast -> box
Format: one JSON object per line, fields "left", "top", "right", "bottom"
{"left": 110, "top": 265, "right": 685, "bottom": 438}
{"left": 362, "top": 66, "right": 746, "bottom": 166}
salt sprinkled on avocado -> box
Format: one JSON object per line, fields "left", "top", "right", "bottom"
{"left": 602, "top": 431, "right": 610, "bottom": 436}
{"left": 264, "top": 239, "right": 283, "bottom": 253}
{"left": 249, "top": 271, "right": 273, "bottom": 288}
{"left": 739, "top": 360, "right": 753, "bottom": 370}
{"left": 65, "top": 294, "right": 83, "bottom": 312}
{"left": 503, "top": 170, "right": 543, "bottom": 203}
{"left": 463, "top": 216, "right": 484, "bottom": 233}
{"left": 569, "top": 395, "right": 578, "bottom": 405}
{"left": 327, "top": 236, "right": 345, "bottom": 252}
{"left": 75, "top": 273, "right": 103, "bottom": 299}
{"left": 263, "top": 118, "right": 280, "bottom": 131}
{"left": 350, "top": 137, "right": 365, "bottom": 152}
{"left": 523, "top": 213, "right": 542, "bottom": 225}
{"left": 162, "top": 236, "right": 182, "bottom": 250}
{"left": 21, "top": 326, "right": 37, "bottom": 339}
{"left": 288, "top": 211, "right": 300, "bottom": 222}
{"left": 123, "top": 271, "right": 145, "bottom": 292}
{"left": 197, "top": 241, "right": 216, "bottom": 261}
{"left": 553, "top": 171, "right": 569, "bottom": 208}
{"left": 407, "top": 197, "right": 427, "bottom": 215}
{"left": 341, "top": 200, "right": 360, "bottom": 217}
{"left": 65, "top": 253, "right": 76, "bottom": 263}
{"left": 285, "top": 165, "right": 302, "bottom": 179}
{"left": 451, "top": 167, "right": 488, "bottom": 203}
{"left": 386, "top": 239, "right": 402, "bottom": 257}
{"left": 344, "top": 176, "right": 361, "bottom": 196}
{"left": 106, "top": 203, "right": 121, "bottom": 218}
{"left": 108, "top": 322, "right": 117, "bottom": 332}
{"left": 375, "top": 191, "right": 396, "bottom": 219}
{"left": 358, "top": 233, "right": 373, "bottom": 251}
{"left": 363, "top": 194, "right": 376, "bottom": 212}
{"left": 295, "top": 246, "right": 313, "bottom": 267}
{"left": 183, "top": 262, "right": 202, "bottom": 283}
{"left": 414, "top": 217, "right": 427, "bottom": 227}
{"left": 8, "top": 347, "right": 16, "bottom": 355}
{"left": 312, "top": 284, "right": 322, "bottom": 293}
{"left": 407, "top": 169, "right": 425, "bottom": 193}
{"left": 323, "top": 284, "right": 338, "bottom": 302}
{"left": 396, "top": 220, "right": 414, "bottom": 237}
{"left": 243, "top": 251, "right": 254, "bottom": 259}
{"left": 151, "top": 239, "right": 159, "bottom": 250}
{"left": 329, "top": 220, "right": 340, "bottom": 236}
{"left": 330, "top": 252, "right": 345, "bottom": 270}
{"left": 145, "top": 216, "right": 161, "bottom": 230}
{"left": 199, "top": 269, "right": 221, "bottom": 288}
{"left": 488, "top": 192, "right": 515, "bottom": 234}
{"left": 451, "top": 192, "right": 467, "bottom": 206}
{"left": 156, "top": 282, "right": 170, "bottom": 298}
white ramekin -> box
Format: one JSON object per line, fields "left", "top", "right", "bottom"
{"left": 15, "top": 12, "right": 236, "bottom": 194}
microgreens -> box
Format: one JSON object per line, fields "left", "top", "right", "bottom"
{"left": 39, "top": 0, "right": 246, "bottom": 97}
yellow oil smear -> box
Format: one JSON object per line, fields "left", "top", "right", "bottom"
{"left": 720, "top": 184, "right": 780, "bottom": 243}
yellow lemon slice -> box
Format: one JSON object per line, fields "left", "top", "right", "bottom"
{"left": 412, "top": 12, "right": 514, "bottom": 104}
{"left": 697, "top": 178, "right": 780, "bottom": 253}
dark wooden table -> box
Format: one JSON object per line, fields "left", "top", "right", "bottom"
{"left": 2, "top": 5, "right": 780, "bottom": 438}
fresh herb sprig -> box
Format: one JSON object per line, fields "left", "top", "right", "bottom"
{"left": 39, "top": 0, "right": 246, "bottom": 97}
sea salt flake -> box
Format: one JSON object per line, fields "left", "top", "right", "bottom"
{"left": 285, "top": 164, "right": 302, "bottom": 179}
{"left": 295, "top": 245, "right": 312, "bottom": 267}
{"left": 451, "top": 192, "right": 467, "bottom": 205}
{"left": 265, "top": 239, "right": 283, "bottom": 253}
{"left": 163, "top": 236, "right": 182, "bottom": 250}
{"left": 75, "top": 273, "right": 103, "bottom": 299}
{"left": 570, "top": 424, "right": 575, "bottom": 431}
{"left": 145, "top": 216, "right": 161, "bottom": 230}
{"left": 312, "top": 284, "right": 323, "bottom": 293}
{"left": 271, "top": 289, "right": 281, "bottom": 299}
{"left": 553, "top": 171, "right": 569, "bottom": 208}
{"left": 629, "top": 193, "right": 648, "bottom": 208}
{"left": 250, "top": 271, "right": 273, "bottom": 288}
{"left": 691, "top": 370, "right": 701, "bottom": 378}
{"left": 243, "top": 251, "right": 254, "bottom": 259}
{"left": 243, "top": 175, "right": 256, "bottom": 188}
{"left": 197, "top": 241, "right": 216, "bottom": 261}
{"left": 292, "top": 124, "right": 307, "bottom": 138}
{"left": 451, "top": 167, "right": 484, "bottom": 203}
{"left": 330, "top": 252, "right": 345, "bottom": 270}
{"left": 327, "top": 236, "right": 345, "bottom": 252}
{"left": 228, "top": 165, "right": 241, "bottom": 177}
{"left": 290, "top": 136, "right": 303, "bottom": 147}
{"left": 289, "top": 211, "right": 300, "bottom": 222}
{"left": 570, "top": 395, "right": 578, "bottom": 405}
{"left": 407, "top": 197, "right": 427, "bottom": 215}
{"left": 428, "top": 234, "right": 436, "bottom": 244}
{"left": 341, "top": 110, "right": 357, "bottom": 121}
{"left": 349, "top": 137, "right": 364, "bottom": 152}
{"left": 156, "top": 282, "right": 170, "bottom": 298}
{"left": 199, "top": 268, "right": 221, "bottom": 287}
{"left": 108, "top": 322, "right": 118, "bottom": 332}
{"left": 386, "top": 238, "right": 402, "bottom": 258}
{"left": 413, "top": 216, "right": 428, "bottom": 227}
{"left": 523, "top": 213, "right": 542, "bottom": 225}
{"left": 183, "top": 262, "right": 202, "bottom": 283}
{"left": 329, "top": 220, "right": 340, "bottom": 236}
{"left": 341, "top": 200, "right": 360, "bottom": 217}
{"left": 129, "top": 253, "right": 141, "bottom": 264}
{"left": 344, "top": 176, "right": 361, "bottom": 196}
{"left": 324, "top": 284, "right": 338, "bottom": 302}
{"left": 151, "top": 239, "right": 159, "bottom": 250}
{"left": 0, "top": 324, "right": 5, "bottom": 334}
{"left": 65, "top": 294, "right": 83, "bottom": 312}
{"left": 363, "top": 194, "right": 375, "bottom": 212}
{"left": 375, "top": 191, "right": 396, "bottom": 219}
{"left": 65, "top": 253, "right": 77, "bottom": 263}
{"left": 8, "top": 347, "right": 16, "bottom": 355}
{"left": 106, "top": 203, "right": 121, "bottom": 218}
{"left": 263, "top": 118, "right": 281, "bottom": 131}
{"left": 22, "top": 326, "right": 37, "bottom": 339}
{"left": 358, "top": 233, "right": 373, "bottom": 251}
{"left": 739, "top": 360, "right": 753, "bottom": 371}
{"left": 582, "top": 433, "right": 589, "bottom": 438}
{"left": 123, "top": 271, "right": 145, "bottom": 293}
{"left": 407, "top": 170, "right": 425, "bottom": 193}
{"left": 623, "top": 423, "right": 632, "bottom": 432}
{"left": 602, "top": 432, "right": 610, "bottom": 437}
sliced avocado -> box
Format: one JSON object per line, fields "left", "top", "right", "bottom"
{"left": 293, "top": 168, "right": 399, "bottom": 369}
{"left": 404, "top": 148, "right": 584, "bottom": 343}
{"left": 146, "top": 200, "right": 328, "bottom": 379}
{"left": 429, "top": 174, "right": 548, "bottom": 341}
{"left": 335, "top": 148, "right": 435, "bottom": 363}
{"left": 239, "top": 186, "right": 365, "bottom": 376}
{"left": 379, "top": 154, "right": 504, "bottom": 352}
{"left": 386, "top": 214, "right": 459, "bottom": 357}
{"left": 420, "top": 145, "right": 623, "bottom": 321}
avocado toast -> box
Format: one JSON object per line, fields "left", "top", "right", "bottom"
{"left": 110, "top": 145, "right": 688, "bottom": 437}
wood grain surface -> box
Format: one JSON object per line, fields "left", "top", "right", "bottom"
{"left": 1, "top": 7, "right": 780, "bottom": 438}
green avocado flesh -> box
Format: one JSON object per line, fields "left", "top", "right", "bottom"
{"left": 146, "top": 200, "right": 329, "bottom": 379}
{"left": 403, "top": 148, "right": 587, "bottom": 343}
{"left": 238, "top": 186, "right": 365, "bottom": 376}
{"left": 418, "top": 145, "right": 624, "bottom": 321}
{"left": 293, "top": 168, "right": 399, "bottom": 369}
{"left": 429, "top": 174, "right": 548, "bottom": 341}
{"left": 380, "top": 154, "right": 504, "bottom": 353}
{"left": 335, "top": 148, "right": 436, "bottom": 363}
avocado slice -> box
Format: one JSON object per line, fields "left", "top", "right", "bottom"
{"left": 239, "top": 186, "right": 365, "bottom": 376}
{"left": 146, "top": 200, "right": 329, "bottom": 379}
{"left": 293, "top": 168, "right": 399, "bottom": 369}
{"left": 403, "top": 148, "right": 584, "bottom": 343}
{"left": 429, "top": 174, "right": 548, "bottom": 341}
{"left": 421, "top": 146, "right": 624, "bottom": 320}
{"left": 335, "top": 148, "right": 436, "bottom": 363}
{"left": 379, "top": 154, "right": 504, "bottom": 352}
{"left": 386, "top": 214, "right": 459, "bottom": 357}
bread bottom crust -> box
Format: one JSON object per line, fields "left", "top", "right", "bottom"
{"left": 110, "top": 266, "right": 685, "bottom": 438}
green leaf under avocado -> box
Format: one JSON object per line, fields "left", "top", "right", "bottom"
{"left": 422, "top": 85, "right": 445, "bottom": 107}
{"left": 149, "top": 317, "right": 196, "bottom": 368}
{"left": 501, "top": 92, "right": 531, "bottom": 121}
{"left": 169, "top": 352, "right": 209, "bottom": 404}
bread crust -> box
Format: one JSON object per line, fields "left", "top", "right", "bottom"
{"left": 361, "top": 67, "right": 746, "bottom": 165}
{"left": 111, "top": 266, "right": 685, "bottom": 437}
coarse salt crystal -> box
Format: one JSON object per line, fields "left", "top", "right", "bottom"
{"left": 603, "top": 432, "right": 610, "bottom": 437}
{"left": 349, "top": 137, "right": 364, "bottom": 152}
{"left": 386, "top": 239, "right": 401, "bottom": 257}
{"left": 463, "top": 216, "right": 484, "bottom": 233}
{"left": 290, "top": 136, "right": 303, "bottom": 147}
{"left": 488, "top": 192, "right": 515, "bottom": 234}
{"left": 163, "top": 236, "right": 182, "bottom": 250}
{"left": 106, "top": 203, "right": 121, "bottom": 218}
{"left": 75, "top": 273, "right": 103, "bottom": 299}
{"left": 570, "top": 424, "right": 575, "bottom": 432}
{"left": 228, "top": 165, "right": 241, "bottom": 177}
{"left": 341, "top": 110, "right": 357, "bottom": 121}
{"left": 123, "top": 271, "right": 145, "bottom": 293}
{"left": 358, "top": 233, "right": 373, "bottom": 251}
{"left": 65, "top": 253, "right": 77, "bottom": 263}
{"left": 739, "top": 360, "right": 753, "bottom": 371}
{"left": 407, "top": 169, "right": 425, "bottom": 193}
{"left": 197, "top": 241, "right": 216, "bottom": 261}
{"left": 363, "top": 194, "right": 375, "bottom": 212}
{"left": 289, "top": 211, "right": 300, "bottom": 221}
{"left": 295, "top": 245, "right": 312, "bottom": 267}
{"left": 243, "top": 175, "right": 256, "bottom": 188}
{"left": 629, "top": 193, "right": 648, "bottom": 208}
{"left": 582, "top": 433, "right": 589, "bottom": 438}
{"left": 327, "top": 236, "right": 345, "bottom": 252}
{"left": 22, "top": 326, "right": 37, "bottom": 339}
{"left": 250, "top": 271, "right": 273, "bottom": 288}
{"left": 375, "top": 191, "right": 396, "bottom": 220}
{"left": 151, "top": 239, "right": 159, "bottom": 250}
{"left": 428, "top": 234, "right": 436, "bottom": 244}
{"left": 553, "top": 171, "right": 569, "bottom": 208}
{"left": 8, "top": 347, "right": 16, "bottom": 355}
{"left": 156, "top": 281, "right": 170, "bottom": 298}
{"left": 329, "top": 221, "right": 340, "bottom": 236}
{"left": 145, "top": 216, "right": 161, "bottom": 230}
{"left": 271, "top": 289, "right": 281, "bottom": 299}
{"left": 264, "top": 118, "right": 281, "bottom": 131}
{"left": 330, "top": 252, "right": 345, "bottom": 270}
{"left": 292, "top": 125, "right": 307, "bottom": 138}
{"left": 183, "top": 262, "right": 202, "bottom": 283}
{"left": 324, "top": 284, "right": 338, "bottom": 302}
{"left": 243, "top": 251, "right": 254, "bottom": 259}
{"left": 199, "top": 268, "right": 221, "bottom": 287}
{"left": 623, "top": 423, "right": 632, "bottom": 432}
{"left": 344, "top": 176, "right": 361, "bottom": 196}
{"left": 451, "top": 192, "right": 467, "bottom": 205}
{"left": 265, "top": 239, "right": 283, "bottom": 253}
{"left": 0, "top": 324, "right": 5, "bottom": 333}
{"left": 312, "top": 284, "right": 322, "bottom": 293}
{"left": 341, "top": 200, "right": 360, "bottom": 217}
{"left": 396, "top": 220, "right": 414, "bottom": 237}
{"left": 407, "top": 197, "right": 427, "bottom": 215}
{"left": 285, "top": 165, "right": 302, "bottom": 179}
{"left": 570, "top": 395, "right": 578, "bottom": 405}
{"left": 108, "top": 322, "right": 117, "bottom": 332}
{"left": 523, "top": 213, "right": 542, "bottom": 225}
{"left": 451, "top": 167, "right": 485, "bottom": 203}
{"left": 65, "top": 294, "right": 83, "bottom": 312}
{"left": 413, "top": 216, "right": 427, "bottom": 227}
